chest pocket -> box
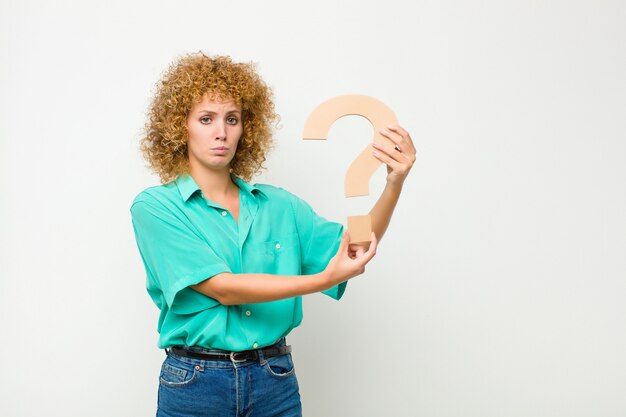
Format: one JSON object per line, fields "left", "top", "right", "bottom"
{"left": 244, "top": 233, "right": 302, "bottom": 275}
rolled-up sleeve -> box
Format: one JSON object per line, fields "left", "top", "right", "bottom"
{"left": 131, "top": 199, "right": 231, "bottom": 314}
{"left": 287, "top": 192, "right": 346, "bottom": 300}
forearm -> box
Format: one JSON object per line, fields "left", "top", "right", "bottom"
{"left": 192, "top": 231, "right": 378, "bottom": 306}
{"left": 368, "top": 124, "right": 415, "bottom": 241}
{"left": 369, "top": 181, "right": 403, "bottom": 241}
{"left": 192, "top": 271, "right": 334, "bottom": 305}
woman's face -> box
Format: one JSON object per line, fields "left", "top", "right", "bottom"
{"left": 186, "top": 93, "right": 243, "bottom": 175}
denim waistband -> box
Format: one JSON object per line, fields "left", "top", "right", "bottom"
{"left": 166, "top": 338, "right": 288, "bottom": 368}
{"left": 181, "top": 337, "right": 286, "bottom": 355}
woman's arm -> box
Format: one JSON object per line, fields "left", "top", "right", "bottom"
{"left": 192, "top": 125, "right": 413, "bottom": 305}
{"left": 192, "top": 231, "right": 378, "bottom": 305}
{"left": 368, "top": 125, "right": 416, "bottom": 241}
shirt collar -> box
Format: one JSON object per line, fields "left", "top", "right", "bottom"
{"left": 176, "top": 173, "right": 265, "bottom": 202}
{"left": 176, "top": 174, "right": 201, "bottom": 202}
{"left": 232, "top": 175, "right": 266, "bottom": 199}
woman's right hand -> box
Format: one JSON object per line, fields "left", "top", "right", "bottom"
{"left": 322, "top": 231, "right": 378, "bottom": 286}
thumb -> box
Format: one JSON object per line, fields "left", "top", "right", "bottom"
{"left": 337, "top": 231, "right": 350, "bottom": 254}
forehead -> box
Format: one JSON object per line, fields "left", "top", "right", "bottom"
{"left": 192, "top": 92, "right": 241, "bottom": 110}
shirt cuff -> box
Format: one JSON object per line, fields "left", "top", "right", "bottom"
{"left": 166, "top": 264, "right": 231, "bottom": 314}
{"left": 321, "top": 281, "right": 348, "bottom": 301}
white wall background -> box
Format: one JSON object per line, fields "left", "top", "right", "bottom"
{"left": 1, "top": 1, "right": 625, "bottom": 416}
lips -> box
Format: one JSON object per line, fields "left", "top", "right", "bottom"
{"left": 211, "top": 146, "right": 230, "bottom": 155}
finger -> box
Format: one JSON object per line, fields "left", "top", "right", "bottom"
{"left": 367, "top": 232, "right": 378, "bottom": 255}
{"left": 386, "top": 125, "right": 417, "bottom": 154}
{"left": 378, "top": 128, "right": 414, "bottom": 156}
{"left": 338, "top": 231, "right": 350, "bottom": 254}
{"left": 372, "top": 141, "right": 411, "bottom": 162}
{"left": 378, "top": 127, "right": 404, "bottom": 150}
{"left": 360, "top": 232, "right": 378, "bottom": 264}
{"left": 372, "top": 146, "right": 402, "bottom": 169}
{"left": 379, "top": 127, "right": 417, "bottom": 168}
{"left": 386, "top": 124, "right": 409, "bottom": 138}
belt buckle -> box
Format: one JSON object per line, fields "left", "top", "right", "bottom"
{"left": 230, "top": 351, "right": 247, "bottom": 363}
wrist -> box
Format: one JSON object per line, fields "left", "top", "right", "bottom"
{"left": 384, "top": 178, "right": 405, "bottom": 193}
{"left": 316, "top": 270, "right": 334, "bottom": 291}
{"left": 320, "top": 264, "right": 345, "bottom": 290}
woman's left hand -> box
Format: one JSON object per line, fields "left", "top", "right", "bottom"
{"left": 371, "top": 125, "right": 416, "bottom": 186}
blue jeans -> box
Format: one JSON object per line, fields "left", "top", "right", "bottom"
{"left": 157, "top": 339, "right": 302, "bottom": 417}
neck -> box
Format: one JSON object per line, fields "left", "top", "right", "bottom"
{"left": 189, "top": 166, "right": 237, "bottom": 201}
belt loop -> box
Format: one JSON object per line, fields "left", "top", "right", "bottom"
{"left": 257, "top": 346, "right": 267, "bottom": 365}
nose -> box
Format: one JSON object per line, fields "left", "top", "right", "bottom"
{"left": 214, "top": 121, "right": 227, "bottom": 141}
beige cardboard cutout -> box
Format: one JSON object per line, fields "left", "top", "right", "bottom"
{"left": 302, "top": 95, "right": 398, "bottom": 243}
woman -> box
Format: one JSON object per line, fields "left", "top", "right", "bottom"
{"left": 131, "top": 52, "right": 415, "bottom": 417}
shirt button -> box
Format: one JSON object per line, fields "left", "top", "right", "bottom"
{"left": 253, "top": 343, "right": 259, "bottom": 349}
{"left": 275, "top": 243, "right": 281, "bottom": 250}
{"left": 245, "top": 310, "right": 251, "bottom": 317}
{"left": 221, "top": 211, "right": 228, "bottom": 217}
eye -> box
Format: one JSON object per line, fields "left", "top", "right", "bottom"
{"left": 226, "top": 116, "right": 239, "bottom": 125}
{"left": 199, "top": 116, "right": 212, "bottom": 124}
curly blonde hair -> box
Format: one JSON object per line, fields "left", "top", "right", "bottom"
{"left": 141, "top": 52, "right": 279, "bottom": 183}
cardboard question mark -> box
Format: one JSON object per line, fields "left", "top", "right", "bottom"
{"left": 302, "top": 95, "right": 398, "bottom": 243}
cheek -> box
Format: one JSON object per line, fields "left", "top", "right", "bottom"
{"left": 186, "top": 123, "right": 206, "bottom": 144}
{"left": 186, "top": 130, "right": 203, "bottom": 156}
{"left": 186, "top": 123, "right": 199, "bottom": 140}
{"left": 234, "top": 126, "right": 244, "bottom": 143}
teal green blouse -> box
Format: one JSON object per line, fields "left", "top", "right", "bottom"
{"left": 131, "top": 174, "right": 345, "bottom": 351}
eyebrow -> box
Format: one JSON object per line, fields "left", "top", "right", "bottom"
{"left": 197, "top": 109, "right": 241, "bottom": 115}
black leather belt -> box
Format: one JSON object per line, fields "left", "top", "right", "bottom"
{"left": 169, "top": 344, "right": 292, "bottom": 362}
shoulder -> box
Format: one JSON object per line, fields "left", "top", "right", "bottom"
{"left": 132, "top": 181, "right": 178, "bottom": 204}
{"left": 130, "top": 181, "right": 179, "bottom": 214}
{"left": 253, "top": 183, "right": 310, "bottom": 208}
{"left": 252, "top": 182, "right": 320, "bottom": 221}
